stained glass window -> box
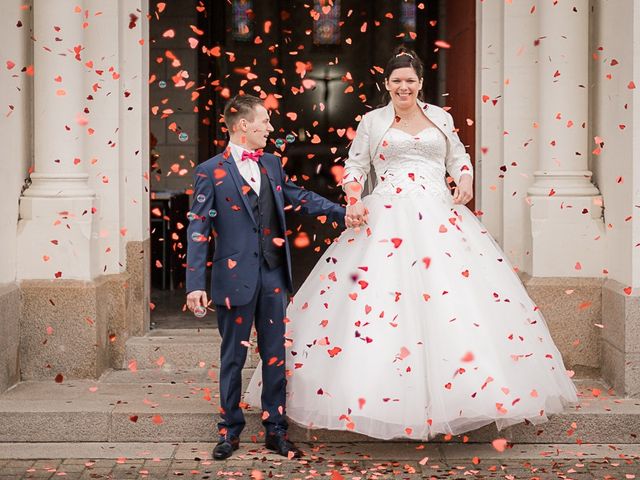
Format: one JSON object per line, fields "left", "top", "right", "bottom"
{"left": 232, "top": 0, "right": 254, "bottom": 42}
{"left": 400, "top": 0, "right": 416, "bottom": 42}
{"left": 313, "top": 0, "right": 341, "bottom": 45}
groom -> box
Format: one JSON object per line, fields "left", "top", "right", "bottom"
{"left": 186, "top": 94, "right": 346, "bottom": 460}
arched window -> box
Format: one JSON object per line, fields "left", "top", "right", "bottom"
{"left": 232, "top": 0, "right": 254, "bottom": 42}
{"left": 400, "top": 0, "right": 417, "bottom": 42}
{"left": 313, "top": 0, "right": 341, "bottom": 45}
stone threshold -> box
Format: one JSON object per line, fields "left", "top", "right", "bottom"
{"left": 0, "top": 442, "right": 638, "bottom": 461}
{"left": 1, "top": 369, "right": 640, "bottom": 444}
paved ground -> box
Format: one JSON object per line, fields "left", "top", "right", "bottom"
{"left": 0, "top": 442, "right": 638, "bottom": 479}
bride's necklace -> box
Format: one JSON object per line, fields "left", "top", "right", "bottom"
{"left": 394, "top": 109, "right": 422, "bottom": 128}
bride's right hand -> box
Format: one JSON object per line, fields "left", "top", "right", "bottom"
{"left": 346, "top": 200, "right": 369, "bottom": 228}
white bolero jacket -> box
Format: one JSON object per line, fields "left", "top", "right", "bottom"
{"left": 342, "top": 100, "right": 473, "bottom": 192}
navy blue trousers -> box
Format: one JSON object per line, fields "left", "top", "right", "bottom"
{"left": 216, "top": 260, "right": 288, "bottom": 439}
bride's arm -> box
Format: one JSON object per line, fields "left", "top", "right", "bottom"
{"left": 443, "top": 111, "right": 474, "bottom": 205}
{"left": 342, "top": 115, "right": 372, "bottom": 225}
{"left": 443, "top": 111, "right": 473, "bottom": 184}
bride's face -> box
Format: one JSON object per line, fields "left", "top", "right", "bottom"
{"left": 385, "top": 67, "right": 423, "bottom": 109}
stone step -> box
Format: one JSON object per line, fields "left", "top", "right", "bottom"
{"left": 0, "top": 368, "right": 638, "bottom": 444}
{"left": 1, "top": 441, "right": 640, "bottom": 463}
{"left": 124, "top": 328, "right": 259, "bottom": 370}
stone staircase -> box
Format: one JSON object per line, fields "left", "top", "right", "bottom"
{"left": 1, "top": 329, "right": 639, "bottom": 444}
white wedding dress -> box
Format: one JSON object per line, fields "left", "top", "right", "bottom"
{"left": 245, "top": 126, "right": 578, "bottom": 440}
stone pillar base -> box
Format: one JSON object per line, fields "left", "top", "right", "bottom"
{"left": 602, "top": 280, "right": 640, "bottom": 397}
{"left": 0, "top": 284, "right": 20, "bottom": 393}
{"left": 529, "top": 196, "right": 605, "bottom": 277}
{"left": 108, "top": 240, "right": 151, "bottom": 370}
{"left": 19, "top": 239, "right": 150, "bottom": 380}
{"left": 522, "top": 274, "right": 603, "bottom": 375}
{"left": 20, "top": 279, "right": 111, "bottom": 380}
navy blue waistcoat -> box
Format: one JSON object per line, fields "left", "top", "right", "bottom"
{"left": 243, "top": 166, "right": 285, "bottom": 269}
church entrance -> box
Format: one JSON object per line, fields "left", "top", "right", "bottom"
{"left": 147, "top": 0, "right": 475, "bottom": 329}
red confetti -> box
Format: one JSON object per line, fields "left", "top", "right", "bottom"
{"left": 327, "top": 346, "right": 342, "bottom": 357}
{"left": 492, "top": 438, "right": 508, "bottom": 452}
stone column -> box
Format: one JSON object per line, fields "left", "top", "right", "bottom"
{"left": 27, "top": 0, "right": 93, "bottom": 197}
{"left": 18, "top": 0, "right": 97, "bottom": 280}
{"left": 15, "top": 0, "right": 151, "bottom": 382}
{"left": 0, "top": 0, "right": 31, "bottom": 394}
{"left": 16, "top": 0, "right": 105, "bottom": 381}
{"left": 501, "top": 0, "right": 539, "bottom": 273}
{"left": 527, "top": 0, "right": 605, "bottom": 277}
{"left": 598, "top": 1, "right": 640, "bottom": 398}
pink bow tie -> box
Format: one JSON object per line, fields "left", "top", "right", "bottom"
{"left": 241, "top": 149, "right": 263, "bottom": 162}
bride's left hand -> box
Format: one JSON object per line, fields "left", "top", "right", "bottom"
{"left": 452, "top": 174, "right": 473, "bottom": 205}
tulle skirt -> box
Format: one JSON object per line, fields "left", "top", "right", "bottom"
{"left": 245, "top": 189, "right": 578, "bottom": 440}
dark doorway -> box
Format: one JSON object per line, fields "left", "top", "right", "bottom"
{"left": 148, "top": 0, "right": 476, "bottom": 328}
{"left": 195, "top": 0, "right": 444, "bottom": 291}
{"left": 441, "top": 0, "right": 476, "bottom": 212}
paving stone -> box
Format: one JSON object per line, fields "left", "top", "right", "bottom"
{"left": 83, "top": 466, "right": 114, "bottom": 474}
{"left": 6, "top": 460, "right": 33, "bottom": 467}
{"left": 89, "top": 460, "right": 117, "bottom": 468}
{"left": 0, "top": 466, "right": 31, "bottom": 476}
{"left": 55, "top": 474, "right": 82, "bottom": 480}
{"left": 0, "top": 442, "right": 637, "bottom": 479}
{"left": 168, "top": 460, "right": 200, "bottom": 469}
{"left": 142, "top": 460, "right": 173, "bottom": 467}
{"left": 116, "top": 459, "right": 146, "bottom": 465}
{"left": 109, "top": 472, "right": 138, "bottom": 479}
{"left": 32, "top": 460, "right": 60, "bottom": 468}
{"left": 137, "top": 466, "right": 170, "bottom": 477}
{"left": 78, "top": 472, "right": 110, "bottom": 480}
{"left": 61, "top": 459, "right": 89, "bottom": 465}
{"left": 112, "top": 464, "right": 142, "bottom": 471}
{"left": 23, "top": 469, "right": 57, "bottom": 478}
{"left": 57, "top": 464, "right": 87, "bottom": 473}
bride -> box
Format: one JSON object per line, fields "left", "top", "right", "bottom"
{"left": 245, "top": 46, "right": 577, "bottom": 440}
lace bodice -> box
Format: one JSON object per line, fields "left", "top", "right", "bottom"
{"left": 371, "top": 127, "right": 450, "bottom": 199}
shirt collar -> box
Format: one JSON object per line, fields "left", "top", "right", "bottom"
{"left": 228, "top": 141, "right": 255, "bottom": 164}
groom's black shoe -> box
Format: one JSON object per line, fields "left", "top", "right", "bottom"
{"left": 265, "top": 431, "right": 302, "bottom": 459}
{"left": 212, "top": 437, "right": 239, "bottom": 460}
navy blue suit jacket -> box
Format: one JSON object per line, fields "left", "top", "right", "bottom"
{"left": 186, "top": 151, "right": 346, "bottom": 306}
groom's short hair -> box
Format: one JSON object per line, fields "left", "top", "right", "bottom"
{"left": 223, "top": 94, "right": 264, "bottom": 130}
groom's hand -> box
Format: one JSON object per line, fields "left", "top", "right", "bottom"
{"left": 186, "top": 290, "right": 208, "bottom": 313}
{"left": 346, "top": 200, "right": 368, "bottom": 228}
{"left": 345, "top": 216, "right": 361, "bottom": 228}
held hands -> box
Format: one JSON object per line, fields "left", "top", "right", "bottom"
{"left": 344, "top": 181, "right": 368, "bottom": 229}
{"left": 346, "top": 200, "right": 369, "bottom": 229}
{"left": 452, "top": 174, "right": 474, "bottom": 205}
{"left": 186, "top": 290, "right": 208, "bottom": 313}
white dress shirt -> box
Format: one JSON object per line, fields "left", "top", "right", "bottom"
{"left": 229, "top": 141, "right": 261, "bottom": 195}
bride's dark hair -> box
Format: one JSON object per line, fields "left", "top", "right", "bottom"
{"left": 381, "top": 46, "right": 425, "bottom": 104}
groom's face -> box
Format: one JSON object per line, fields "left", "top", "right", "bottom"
{"left": 241, "top": 105, "right": 273, "bottom": 151}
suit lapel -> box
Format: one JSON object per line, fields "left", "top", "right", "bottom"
{"left": 259, "top": 160, "right": 277, "bottom": 200}
{"left": 223, "top": 155, "right": 257, "bottom": 225}
{"left": 259, "top": 157, "right": 285, "bottom": 222}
